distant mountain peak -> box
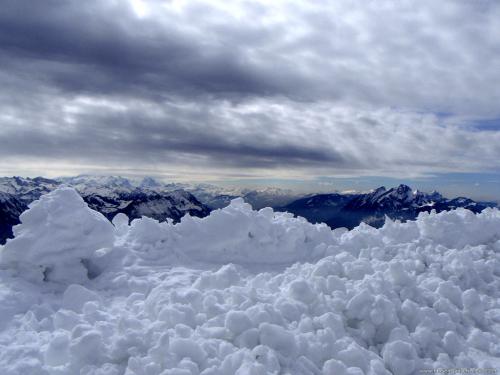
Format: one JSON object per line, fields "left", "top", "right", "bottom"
{"left": 140, "top": 177, "right": 162, "bottom": 188}
{"left": 396, "top": 184, "right": 411, "bottom": 192}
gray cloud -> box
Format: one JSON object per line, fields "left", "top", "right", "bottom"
{"left": 0, "top": 97, "right": 345, "bottom": 170}
{"left": 1, "top": 0, "right": 500, "bottom": 178}
{"left": 1, "top": 0, "right": 500, "bottom": 109}
{"left": 1, "top": 95, "right": 499, "bottom": 178}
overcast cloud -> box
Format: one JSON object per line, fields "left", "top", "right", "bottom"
{"left": 1, "top": 0, "right": 500, "bottom": 180}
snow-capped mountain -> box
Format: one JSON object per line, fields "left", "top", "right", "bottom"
{"left": 344, "top": 184, "right": 443, "bottom": 211}
{"left": 58, "top": 177, "right": 300, "bottom": 210}
{"left": 280, "top": 184, "right": 497, "bottom": 229}
{"left": 58, "top": 175, "right": 135, "bottom": 195}
{"left": 342, "top": 184, "right": 495, "bottom": 226}
{"left": 83, "top": 189, "right": 210, "bottom": 223}
{"left": 0, "top": 176, "right": 210, "bottom": 244}
{"left": 0, "top": 176, "right": 59, "bottom": 204}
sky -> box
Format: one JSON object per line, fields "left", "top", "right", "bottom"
{"left": 1, "top": 0, "right": 500, "bottom": 200}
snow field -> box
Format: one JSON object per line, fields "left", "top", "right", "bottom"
{"left": 0, "top": 188, "right": 499, "bottom": 374}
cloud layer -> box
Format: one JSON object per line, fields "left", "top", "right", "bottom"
{"left": 1, "top": 0, "right": 500, "bottom": 179}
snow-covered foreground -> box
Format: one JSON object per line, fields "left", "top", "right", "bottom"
{"left": 0, "top": 188, "right": 499, "bottom": 375}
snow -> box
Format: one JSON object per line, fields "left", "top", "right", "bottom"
{"left": 0, "top": 187, "right": 114, "bottom": 283}
{"left": 0, "top": 187, "right": 499, "bottom": 374}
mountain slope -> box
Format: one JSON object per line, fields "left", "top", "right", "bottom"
{"left": 278, "top": 193, "right": 359, "bottom": 226}
{"left": 0, "top": 192, "right": 27, "bottom": 244}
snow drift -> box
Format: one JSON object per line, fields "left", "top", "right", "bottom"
{"left": 0, "top": 187, "right": 499, "bottom": 374}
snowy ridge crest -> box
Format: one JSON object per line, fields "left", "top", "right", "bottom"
{"left": 0, "top": 188, "right": 500, "bottom": 374}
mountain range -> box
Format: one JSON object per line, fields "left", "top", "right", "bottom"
{"left": 0, "top": 176, "right": 497, "bottom": 244}
{"left": 278, "top": 184, "right": 497, "bottom": 229}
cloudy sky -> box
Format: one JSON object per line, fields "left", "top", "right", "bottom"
{"left": 1, "top": 0, "right": 500, "bottom": 199}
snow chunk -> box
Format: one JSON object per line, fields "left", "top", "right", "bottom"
{"left": 288, "top": 279, "right": 316, "bottom": 304}
{"left": 382, "top": 340, "right": 417, "bottom": 375}
{"left": 323, "top": 359, "right": 347, "bottom": 375}
{"left": 0, "top": 187, "right": 114, "bottom": 283}
{"left": 225, "top": 311, "right": 253, "bottom": 336}
{"left": 62, "top": 284, "right": 102, "bottom": 313}
{"left": 169, "top": 338, "right": 207, "bottom": 367}
{"left": 259, "top": 322, "right": 298, "bottom": 358}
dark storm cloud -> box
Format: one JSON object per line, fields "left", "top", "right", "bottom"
{"left": 0, "top": 124, "right": 341, "bottom": 168}
{"left": 0, "top": 0, "right": 296, "bottom": 99}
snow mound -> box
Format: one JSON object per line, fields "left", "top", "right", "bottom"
{"left": 0, "top": 187, "right": 114, "bottom": 283}
{"left": 0, "top": 189, "right": 499, "bottom": 374}
{"left": 121, "top": 197, "right": 334, "bottom": 266}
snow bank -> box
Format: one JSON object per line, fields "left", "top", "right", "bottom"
{"left": 0, "top": 189, "right": 499, "bottom": 374}
{"left": 0, "top": 187, "right": 114, "bottom": 283}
